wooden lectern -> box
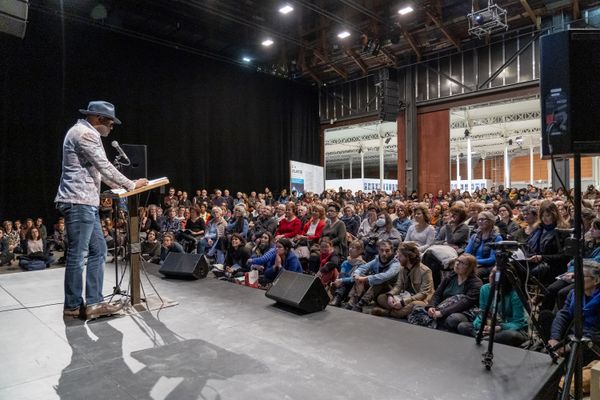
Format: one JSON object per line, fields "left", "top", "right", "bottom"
{"left": 101, "top": 177, "right": 169, "bottom": 307}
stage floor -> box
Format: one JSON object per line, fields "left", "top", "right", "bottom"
{"left": 0, "top": 263, "right": 562, "bottom": 400}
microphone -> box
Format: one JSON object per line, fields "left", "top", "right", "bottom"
{"left": 111, "top": 141, "right": 130, "bottom": 164}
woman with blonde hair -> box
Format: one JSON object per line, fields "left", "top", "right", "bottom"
{"left": 404, "top": 204, "right": 435, "bottom": 253}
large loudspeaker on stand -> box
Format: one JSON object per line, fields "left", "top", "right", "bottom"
{"left": 540, "top": 29, "right": 600, "bottom": 158}
{"left": 159, "top": 253, "right": 209, "bottom": 280}
{"left": 265, "top": 270, "right": 330, "bottom": 313}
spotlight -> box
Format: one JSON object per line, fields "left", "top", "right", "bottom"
{"left": 337, "top": 31, "right": 351, "bottom": 39}
{"left": 398, "top": 6, "right": 414, "bottom": 15}
{"left": 262, "top": 39, "right": 274, "bottom": 47}
{"left": 474, "top": 14, "right": 484, "bottom": 25}
{"left": 464, "top": 129, "right": 470, "bottom": 137}
{"left": 508, "top": 139, "right": 513, "bottom": 146}
{"left": 385, "top": 137, "right": 392, "bottom": 144}
{"left": 515, "top": 136, "right": 523, "bottom": 145}
{"left": 279, "top": 5, "right": 293, "bottom": 14}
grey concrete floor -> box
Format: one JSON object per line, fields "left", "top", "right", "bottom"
{"left": 0, "top": 262, "right": 562, "bottom": 400}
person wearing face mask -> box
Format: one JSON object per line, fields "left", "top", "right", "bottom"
{"left": 363, "top": 211, "right": 402, "bottom": 261}
{"left": 56, "top": 101, "right": 148, "bottom": 321}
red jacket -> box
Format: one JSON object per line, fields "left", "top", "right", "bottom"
{"left": 276, "top": 217, "right": 302, "bottom": 238}
{"left": 302, "top": 218, "right": 326, "bottom": 241}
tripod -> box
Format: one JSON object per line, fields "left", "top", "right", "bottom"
{"left": 558, "top": 153, "right": 587, "bottom": 400}
{"left": 476, "top": 248, "right": 559, "bottom": 370}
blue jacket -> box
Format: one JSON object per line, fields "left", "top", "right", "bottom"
{"left": 263, "top": 251, "right": 303, "bottom": 281}
{"left": 353, "top": 256, "right": 400, "bottom": 286}
{"left": 551, "top": 287, "right": 600, "bottom": 342}
{"left": 393, "top": 217, "right": 413, "bottom": 238}
{"left": 465, "top": 232, "right": 502, "bottom": 267}
{"left": 566, "top": 246, "right": 600, "bottom": 273}
{"left": 339, "top": 258, "right": 365, "bottom": 284}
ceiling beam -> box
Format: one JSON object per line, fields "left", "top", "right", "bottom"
{"left": 424, "top": 8, "right": 461, "bottom": 50}
{"left": 573, "top": 0, "right": 581, "bottom": 20}
{"left": 519, "top": 0, "right": 539, "bottom": 28}
{"left": 313, "top": 50, "right": 348, "bottom": 80}
{"left": 345, "top": 48, "right": 368, "bottom": 75}
{"left": 302, "top": 61, "right": 322, "bottom": 84}
{"left": 398, "top": 24, "right": 421, "bottom": 60}
{"left": 379, "top": 47, "right": 398, "bottom": 66}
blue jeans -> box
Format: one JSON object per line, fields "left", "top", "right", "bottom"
{"left": 57, "top": 203, "right": 107, "bottom": 309}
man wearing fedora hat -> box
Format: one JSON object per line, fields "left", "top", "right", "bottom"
{"left": 55, "top": 101, "right": 148, "bottom": 320}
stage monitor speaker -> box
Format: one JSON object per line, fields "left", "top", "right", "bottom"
{"left": 159, "top": 253, "right": 209, "bottom": 280}
{"left": 120, "top": 144, "right": 147, "bottom": 180}
{"left": 265, "top": 270, "right": 329, "bottom": 313}
{"left": 540, "top": 29, "right": 600, "bottom": 159}
{"left": 0, "top": 0, "right": 28, "bottom": 39}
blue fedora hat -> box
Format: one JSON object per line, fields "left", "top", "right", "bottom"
{"left": 79, "top": 101, "right": 122, "bottom": 124}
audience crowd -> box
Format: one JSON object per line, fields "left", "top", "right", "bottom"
{"left": 3, "top": 183, "right": 600, "bottom": 363}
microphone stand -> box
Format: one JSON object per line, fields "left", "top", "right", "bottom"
{"left": 111, "top": 156, "right": 127, "bottom": 297}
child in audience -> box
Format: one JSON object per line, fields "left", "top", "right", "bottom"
{"left": 330, "top": 240, "right": 365, "bottom": 307}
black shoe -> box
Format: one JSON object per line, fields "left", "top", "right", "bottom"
{"left": 330, "top": 295, "right": 342, "bottom": 307}
{"left": 351, "top": 304, "right": 363, "bottom": 312}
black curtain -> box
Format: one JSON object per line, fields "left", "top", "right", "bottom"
{"left": 0, "top": 10, "right": 319, "bottom": 223}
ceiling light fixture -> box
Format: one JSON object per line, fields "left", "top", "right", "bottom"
{"left": 279, "top": 5, "right": 294, "bottom": 14}
{"left": 398, "top": 6, "right": 414, "bottom": 15}
{"left": 337, "top": 31, "right": 351, "bottom": 39}
{"left": 242, "top": 57, "right": 251, "bottom": 62}
{"left": 262, "top": 39, "right": 274, "bottom": 47}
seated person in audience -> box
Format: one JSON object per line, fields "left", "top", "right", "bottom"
{"left": 364, "top": 210, "right": 402, "bottom": 259}
{"left": 141, "top": 230, "right": 161, "bottom": 263}
{"left": 198, "top": 203, "right": 210, "bottom": 224}
{"left": 525, "top": 200, "right": 569, "bottom": 285}
{"left": 435, "top": 205, "right": 470, "bottom": 250}
{"left": 49, "top": 217, "right": 67, "bottom": 253}
{"left": 251, "top": 232, "right": 275, "bottom": 258}
{"left": 249, "top": 205, "right": 278, "bottom": 243}
{"left": 372, "top": 242, "right": 434, "bottom": 319}
{"left": 297, "top": 204, "right": 310, "bottom": 226}
{"left": 456, "top": 265, "right": 528, "bottom": 347}
{"left": 274, "top": 204, "right": 286, "bottom": 224}
{"left": 321, "top": 202, "right": 348, "bottom": 258}
{"left": 341, "top": 205, "right": 360, "bottom": 239}
{"left": 3, "top": 221, "right": 21, "bottom": 253}
{"left": 512, "top": 205, "right": 538, "bottom": 245}
{"left": 35, "top": 217, "right": 48, "bottom": 244}
{"left": 146, "top": 205, "right": 162, "bottom": 233}
{"left": 102, "top": 225, "right": 116, "bottom": 258}
{"left": 330, "top": 240, "right": 365, "bottom": 307}
{"left": 159, "top": 207, "right": 181, "bottom": 235}
{"left": 222, "top": 233, "right": 251, "bottom": 278}
{"left": 404, "top": 204, "right": 436, "bottom": 253}
{"left": 466, "top": 203, "right": 484, "bottom": 232}
{"left": 197, "top": 207, "right": 227, "bottom": 263}
{"left": 179, "top": 191, "right": 192, "bottom": 208}
{"left": 176, "top": 206, "right": 187, "bottom": 224}
{"left": 139, "top": 207, "right": 152, "bottom": 233}
{"left": 495, "top": 203, "right": 519, "bottom": 239}
{"left": 543, "top": 260, "right": 600, "bottom": 365}
{"left": 163, "top": 187, "right": 179, "bottom": 209}
{"left": 0, "top": 229, "right": 15, "bottom": 266}
{"left": 425, "top": 254, "right": 483, "bottom": 331}
{"left": 295, "top": 205, "right": 326, "bottom": 247}
{"left": 160, "top": 232, "right": 184, "bottom": 264}
{"left": 177, "top": 206, "right": 205, "bottom": 252}
{"left": 464, "top": 211, "right": 502, "bottom": 280}
{"left": 24, "top": 226, "right": 53, "bottom": 266}
{"left": 392, "top": 203, "right": 413, "bottom": 239}
{"left": 357, "top": 205, "right": 378, "bottom": 239}
{"left": 275, "top": 202, "right": 302, "bottom": 239}
{"left": 227, "top": 204, "right": 249, "bottom": 239}
{"left": 315, "top": 237, "right": 340, "bottom": 287}
{"left": 345, "top": 239, "right": 401, "bottom": 312}
{"left": 250, "top": 238, "right": 303, "bottom": 285}
{"left": 542, "top": 218, "right": 600, "bottom": 311}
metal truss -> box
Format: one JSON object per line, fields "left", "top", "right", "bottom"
{"left": 324, "top": 131, "right": 396, "bottom": 145}
{"left": 450, "top": 127, "right": 541, "bottom": 143}
{"left": 450, "top": 111, "right": 541, "bottom": 129}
